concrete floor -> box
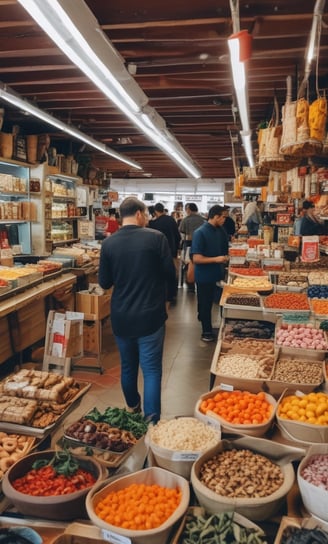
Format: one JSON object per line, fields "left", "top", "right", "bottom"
{"left": 53, "top": 286, "right": 220, "bottom": 439}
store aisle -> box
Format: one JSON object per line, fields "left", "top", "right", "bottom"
{"left": 54, "top": 287, "right": 220, "bottom": 442}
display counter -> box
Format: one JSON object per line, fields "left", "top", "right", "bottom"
{"left": 0, "top": 272, "right": 77, "bottom": 365}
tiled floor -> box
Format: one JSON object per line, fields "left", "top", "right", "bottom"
{"left": 53, "top": 286, "right": 220, "bottom": 441}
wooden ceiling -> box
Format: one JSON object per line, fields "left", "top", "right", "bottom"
{"left": 0, "top": 0, "right": 328, "bottom": 181}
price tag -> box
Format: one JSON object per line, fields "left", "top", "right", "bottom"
{"left": 102, "top": 529, "right": 131, "bottom": 544}
{"left": 171, "top": 451, "right": 199, "bottom": 461}
{"left": 218, "top": 383, "right": 234, "bottom": 391}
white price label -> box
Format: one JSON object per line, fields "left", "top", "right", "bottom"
{"left": 101, "top": 529, "right": 131, "bottom": 544}
{"left": 171, "top": 451, "right": 199, "bottom": 461}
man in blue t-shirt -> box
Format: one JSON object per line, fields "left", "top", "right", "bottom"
{"left": 190, "top": 205, "right": 229, "bottom": 342}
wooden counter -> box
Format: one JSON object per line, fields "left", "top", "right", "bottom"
{"left": 0, "top": 272, "right": 77, "bottom": 364}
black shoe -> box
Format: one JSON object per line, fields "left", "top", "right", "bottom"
{"left": 201, "top": 333, "right": 214, "bottom": 342}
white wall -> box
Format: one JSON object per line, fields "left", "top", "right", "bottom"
{"left": 109, "top": 177, "right": 233, "bottom": 214}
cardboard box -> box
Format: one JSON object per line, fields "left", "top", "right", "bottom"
{"left": 76, "top": 289, "right": 111, "bottom": 319}
{"left": 43, "top": 310, "right": 84, "bottom": 375}
{"left": 83, "top": 320, "right": 101, "bottom": 353}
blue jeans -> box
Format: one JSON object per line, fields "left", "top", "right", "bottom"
{"left": 114, "top": 325, "right": 165, "bottom": 423}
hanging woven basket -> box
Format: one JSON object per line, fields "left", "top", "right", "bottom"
{"left": 243, "top": 166, "right": 268, "bottom": 187}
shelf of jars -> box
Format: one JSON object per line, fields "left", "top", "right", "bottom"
{"left": 0, "top": 159, "right": 34, "bottom": 254}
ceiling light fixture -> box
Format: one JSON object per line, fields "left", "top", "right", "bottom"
{"left": 0, "top": 83, "right": 142, "bottom": 170}
{"left": 227, "top": 29, "right": 254, "bottom": 168}
{"left": 17, "top": 0, "right": 201, "bottom": 179}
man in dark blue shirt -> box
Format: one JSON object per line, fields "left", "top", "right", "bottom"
{"left": 98, "top": 197, "right": 176, "bottom": 422}
{"left": 190, "top": 205, "right": 229, "bottom": 342}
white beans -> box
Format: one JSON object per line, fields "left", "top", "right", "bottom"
{"left": 148, "top": 417, "right": 219, "bottom": 451}
{"left": 216, "top": 354, "right": 273, "bottom": 379}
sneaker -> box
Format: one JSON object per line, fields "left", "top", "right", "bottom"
{"left": 126, "top": 401, "right": 141, "bottom": 414}
{"left": 201, "top": 333, "right": 214, "bottom": 342}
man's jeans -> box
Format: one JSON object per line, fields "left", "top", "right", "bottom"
{"left": 114, "top": 325, "right": 165, "bottom": 423}
{"left": 196, "top": 282, "right": 217, "bottom": 334}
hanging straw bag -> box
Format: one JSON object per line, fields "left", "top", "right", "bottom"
{"left": 259, "top": 96, "right": 299, "bottom": 172}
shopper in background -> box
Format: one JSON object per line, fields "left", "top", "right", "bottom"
{"left": 150, "top": 203, "right": 181, "bottom": 260}
{"left": 242, "top": 200, "right": 263, "bottom": 236}
{"left": 149, "top": 202, "right": 181, "bottom": 301}
{"left": 98, "top": 196, "right": 176, "bottom": 423}
{"left": 104, "top": 209, "right": 120, "bottom": 236}
{"left": 222, "top": 205, "right": 236, "bottom": 241}
{"left": 300, "top": 200, "right": 327, "bottom": 236}
{"left": 179, "top": 202, "right": 206, "bottom": 292}
{"left": 190, "top": 205, "right": 229, "bottom": 342}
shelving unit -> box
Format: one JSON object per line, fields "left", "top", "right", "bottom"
{"left": 31, "top": 164, "right": 89, "bottom": 253}
{"left": 0, "top": 158, "right": 33, "bottom": 254}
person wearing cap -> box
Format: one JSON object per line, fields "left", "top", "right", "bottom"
{"left": 300, "top": 201, "right": 327, "bottom": 236}
{"left": 222, "top": 205, "right": 236, "bottom": 241}
{"left": 190, "top": 205, "right": 229, "bottom": 342}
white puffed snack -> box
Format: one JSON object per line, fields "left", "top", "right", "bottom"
{"left": 148, "top": 417, "right": 219, "bottom": 451}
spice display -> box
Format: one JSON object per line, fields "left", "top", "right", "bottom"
{"left": 276, "top": 323, "right": 328, "bottom": 350}
{"left": 308, "top": 271, "right": 328, "bottom": 285}
{"left": 228, "top": 338, "right": 274, "bottom": 355}
{"left": 225, "top": 294, "right": 261, "bottom": 307}
{"left": 94, "top": 482, "right": 182, "bottom": 530}
{"left": 272, "top": 359, "right": 323, "bottom": 385}
{"left": 216, "top": 354, "right": 274, "bottom": 379}
{"left": 232, "top": 277, "right": 272, "bottom": 290}
{"left": 308, "top": 285, "right": 328, "bottom": 299}
{"left": 223, "top": 319, "right": 275, "bottom": 341}
{"left": 198, "top": 449, "right": 284, "bottom": 498}
{"left": 264, "top": 292, "right": 310, "bottom": 310}
{"left": 276, "top": 273, "right": 308, "bottom": 288}
{"left": 277, "top": 392, "right": 328, "bottom": 425}
{"left": 312, "top": 299, "right": 328, "bottom": 315}
{"left": 230, "top": 267, "right": 266, "bottom": 276}
{"left": 147, "top": 418, "right": 219, "bottom": 451}
{"left": 199, "top": 390, "right": 273, "bottom": 425}
{"left": 179, "top": 511, "right": 267, "bottom": 544}
{"left": 11, "top": 450, "right": 96, "bottom": 496}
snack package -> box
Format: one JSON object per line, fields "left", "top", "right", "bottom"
{"left": 301, "top": 235, "right": 319, "bottom": 262}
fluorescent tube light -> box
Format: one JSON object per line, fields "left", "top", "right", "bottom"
{"left": 0, "top": 84, "right": 142, "bottom": 170}
{"left": 241, "top": 131, "right": 254, "bottom": 168}
{"left": 18, "top": 0, "right": 201, "bottom": 179}
{"left": 228, "top": 32, "right": 254, "bottom": 166}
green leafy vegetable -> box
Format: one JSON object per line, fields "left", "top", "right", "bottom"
{"left": 32, "top": 449, "right": 79, "bottom": 477}
{"left": 86, "top": 406, "right": 149, "bottom": 439}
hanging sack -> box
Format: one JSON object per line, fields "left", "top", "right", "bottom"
{"left": 280, "top": 76, "right": 298, "bottom": 156}
{"left": 243, "top": 166, "right": 268, "bottom": 188}
{"left": 309, "top": 96, "right": 327, "bottom": 143}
